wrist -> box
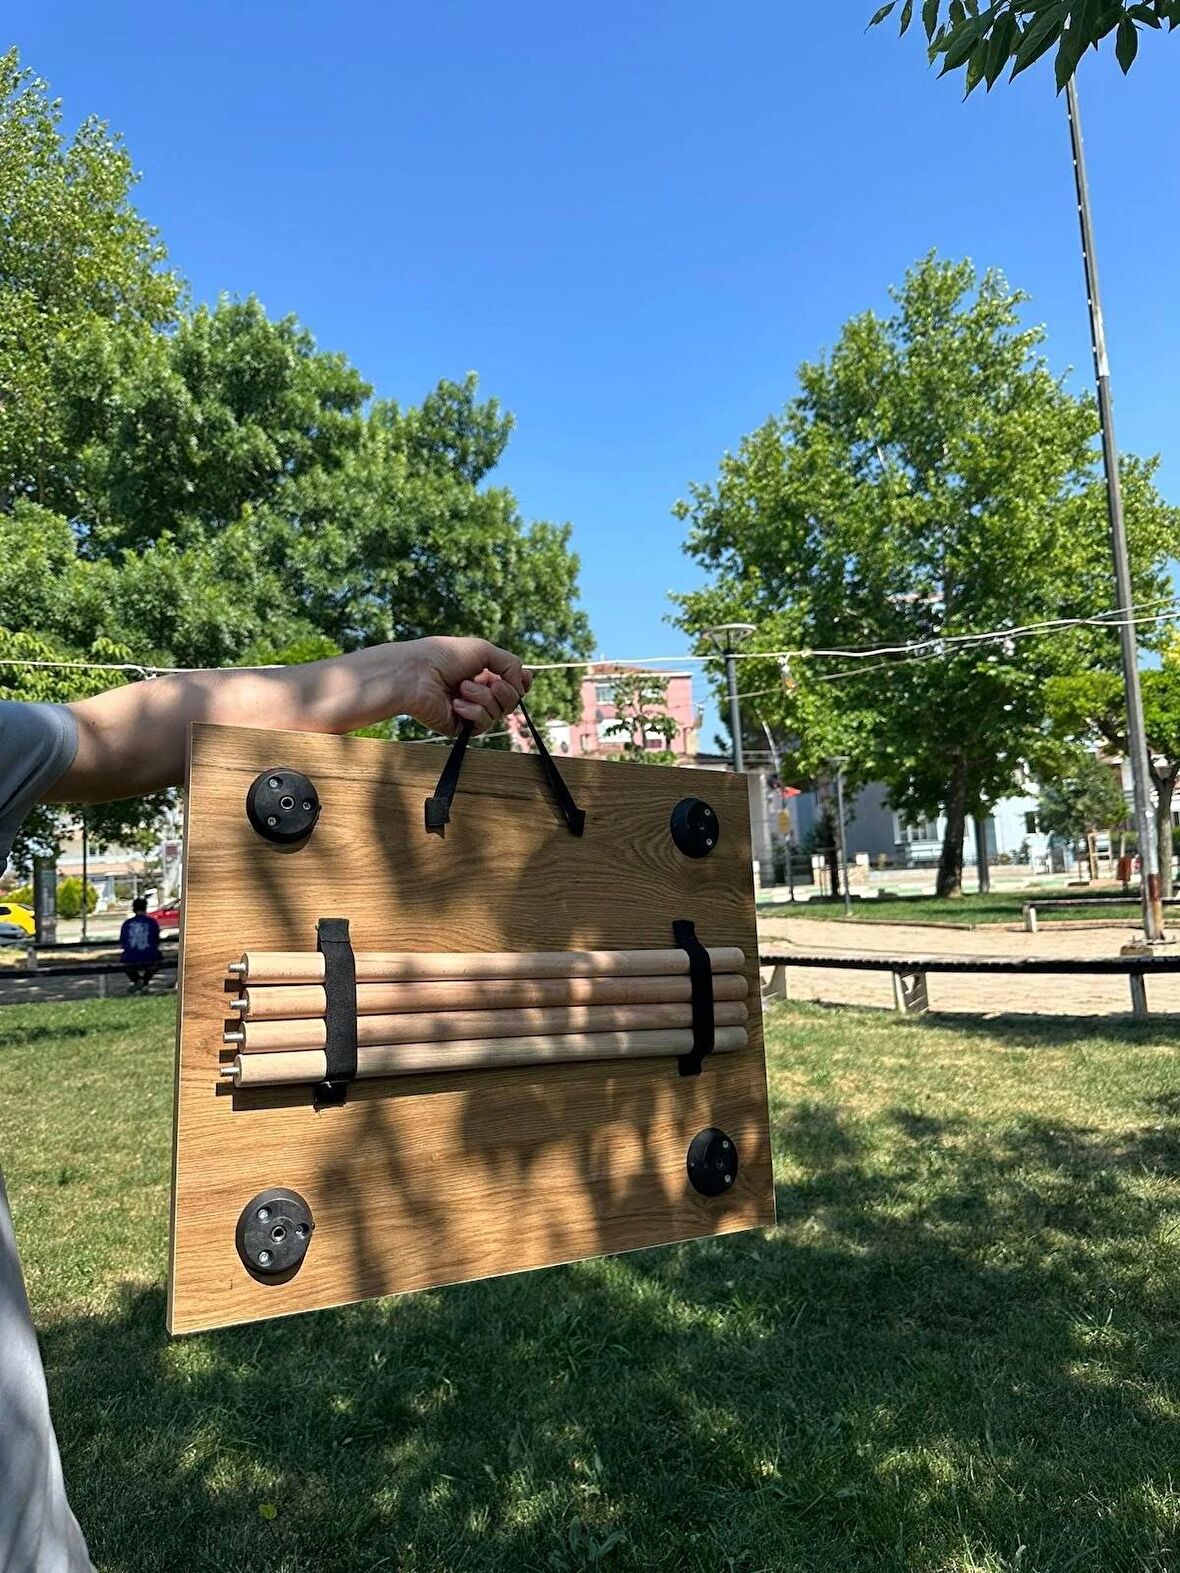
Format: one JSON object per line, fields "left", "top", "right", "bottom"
{"left": 345, "top": 640, "right": 421, "bottom": 726}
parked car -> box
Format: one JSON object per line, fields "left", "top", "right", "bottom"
{"left": 149, "top": 901, "right": 182, "bottom": 931}
{"left": 0, "top": 901, "right": 35, "bottom": 936}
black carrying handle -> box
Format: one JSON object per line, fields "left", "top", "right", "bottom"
{"left": 424, "top": 700, "right": 585, "bottom": 837}
{"left": 424, "top": 721, "right": 474, "bottom": 833}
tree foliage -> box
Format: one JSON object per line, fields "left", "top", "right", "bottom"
{"left": 55, "top": 875, "right": 99, "bottom": 921}
{"left": 0, "top": 49, "right": 179, "bottom": 511}
{"left": 869, "top": 0, "right": 1177, "bottom": 92}
{"left": 675, "top": 256, "right": 1177, "bottom": 897}
{"left": 1047, "top": 657, "right": 1180, "bottom": 894}
{"left": 0, "top": 51, "right": 593, "bottom": 865}
{"left": 1038, "top": 751, "right": 1128, "bottom": 879}
{"left": 602, "top": 672, "right": 681, "bottom": 765}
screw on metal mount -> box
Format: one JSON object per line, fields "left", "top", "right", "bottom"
{"left": 670, "top": 798, "right": 720, "bottom": 859}
{"left": 235, "top": 1188, "right": 315, "bottom": 1278}
{"left": 686, "top": 1127, "right": 738, "bottom": 1197}
{"left": 246, "top": 770, "right": 321, "bottom": 846}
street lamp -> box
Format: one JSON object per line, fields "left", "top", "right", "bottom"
{"left": 828, "top": 755, "right": 852, "bottom": 918}
{"left": 1065, "top": 81, "right": 1164, "bottom": 944}
{"left": 702, "top": 624, "right": 755, "bottom": 772}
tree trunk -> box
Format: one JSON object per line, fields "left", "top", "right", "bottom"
{"left": 936, "top": 757, "right": 968, "bottom": 899}
{"left": 825, "top": 841, "right": 840, "bottom": 899}
{"left": 1154, "top": 768, "right": 1178, "bottom": 901}
{"left": 974, "top": 815, "right": 990, "bottom": 894}
{"left": 1086, "top": 830, "right": 1098, "bottom": 884}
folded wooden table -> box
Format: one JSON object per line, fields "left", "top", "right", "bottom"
{"left": 168, "top": 723, "right": 775, "bottom": 1334}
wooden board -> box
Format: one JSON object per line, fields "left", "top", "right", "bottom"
{"left": 168, "top": 724, "right": 775, "bottom": 1334}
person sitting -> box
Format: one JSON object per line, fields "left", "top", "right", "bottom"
{"left": 119, "top": 896, "right": 162, "bottom": 992}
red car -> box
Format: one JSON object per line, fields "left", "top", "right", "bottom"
{"left": 149, "top": 901, "right": 182, "bottom": 932}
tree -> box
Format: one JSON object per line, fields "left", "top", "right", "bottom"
{"left": 803, "top": 802, "right": 843, "bottom": 897}
{"left": 57, "top": 305, "right": 591, "bottom": 717}
{"left": 602, "top": 672, "right": 680, "bottom": 764}
{"left": 1038, "top": 751, "right": 1128, "bottom": 881}
{"left": 66, "top": 297, "right": 370, "bottom": 555}
{"left": 0, "top": 54, "right": 593, "bottom": 875}
{"left": 0, "top": 50, "right": 179, "bottom": 513}
{"left": 1047, "top": 662, "right": 1180, "bottom": 895}
{"left": 675, "top": 256, "right": 1177, "bottom": 897}
{"left": 868, "top": 0, "right": 1175, "bottom": 92}
{"left": 55, "top": 876, "right": 98, "bottom": 921}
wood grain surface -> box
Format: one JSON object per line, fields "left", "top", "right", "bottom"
{"left": 169, "top": 723, "right": 775, "bottom": 1334}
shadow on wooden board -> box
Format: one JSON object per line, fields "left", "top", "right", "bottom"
{"left": 169, "top": 723, "right": 775, "bottom": 1334}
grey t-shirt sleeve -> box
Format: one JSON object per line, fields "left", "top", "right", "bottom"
{"left": 0, "top": 702, "right": 79, "bottom": 874}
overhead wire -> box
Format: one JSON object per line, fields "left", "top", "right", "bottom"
{"left": 1, "top": 595, "right": 1177, "bottom": 700}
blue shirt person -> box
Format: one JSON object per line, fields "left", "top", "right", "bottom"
{"left": 119, "top": 897, "right": 162, "bottom": 992}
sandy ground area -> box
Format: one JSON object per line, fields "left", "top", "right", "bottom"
{"left": 756, "top": 912, "right": 1179, "bottom": 1018}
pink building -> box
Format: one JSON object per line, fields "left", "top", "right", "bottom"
{"left": 509, "top": 667, "right": 701, "bottom": 761}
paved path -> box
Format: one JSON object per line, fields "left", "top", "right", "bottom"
{"left": 756, "top": 913, "right": 1177, "bottom": 1018}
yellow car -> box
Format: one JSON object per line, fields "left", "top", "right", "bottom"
{"left": 0, "top": 901, "right": 35, "bottom": 936}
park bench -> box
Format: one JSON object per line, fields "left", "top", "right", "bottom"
{"left": 760, "top": 949, "right": 1180, "bottom": 1021}
{"left": 0, "top": 955, "right": 178, "bottom": 1001}
{"left": 1020, "top": 895, "right": 1179, "bottom": 932}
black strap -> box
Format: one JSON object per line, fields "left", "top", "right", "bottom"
{"left": 424, "top": 721, "right": 474, "bottom": 835}
{"left": 314, "top": 916, "right": 358, "bottom": 1106}
{"left": 423, "top": 701, "right": 586, "bottom": 837}
{"left": 675, "top": 918, "right": 715, "bottom": 1077}
{"left": 516, "top": 699, "right": 586, "bottom": 836}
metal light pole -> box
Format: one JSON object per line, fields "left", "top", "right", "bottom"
{"left": 80, "top": 810, "right": 89, "bottom": 944}
{"left": 702, "top": 623, "right": 755, "bottom": 772}
{"left": 1066, "top": 79, "right": 1164, "bottom": 943}
{"left": 830, "top": 756, "right": 852, "bottom": 917}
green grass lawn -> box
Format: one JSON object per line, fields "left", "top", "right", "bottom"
{"left": 3, "top": 996, "right": 1180, "bottom": 1572}
{"left": 759, "top": 888, "right": 1145, "bottom": 928}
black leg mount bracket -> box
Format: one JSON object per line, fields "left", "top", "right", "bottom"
{"left": 236, "top": 1187, "right": 315, "bottom": 1277}
{"left": 246, "top": 769, "right": 321, "bottom": 846}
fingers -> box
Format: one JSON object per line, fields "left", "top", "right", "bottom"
{"left": 451, "top": 674, "right": 521, "bottom": 735}
{"left": 473, "top": 641, "right": 529, "bottom": 698}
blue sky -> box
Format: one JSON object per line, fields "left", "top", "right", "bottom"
{"left": 12, "top": 1, "right": 1179, "bottom": 714}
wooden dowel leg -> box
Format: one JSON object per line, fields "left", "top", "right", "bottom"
{"left": 230, "top": 945, "right": 747, "bottom": 986}
{"left": 234, "top": 970, "right": 751, "bottom": 1022}
{"left": 228, "top": 1025, "right": 750, "bottom": 1088}
{"left": 235, "top": 999, "right": 749, "bottom": 1051}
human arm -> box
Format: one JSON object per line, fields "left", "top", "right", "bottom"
{"left": 45, "top": 636, "right": 532, "bottom": 805}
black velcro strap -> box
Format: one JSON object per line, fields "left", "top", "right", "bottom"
{"left": 315, "top": 917, "right": 358, "bottom": 1106}
{"left": 425, "top": 721, "right": 474, "bottom": 836}
{"left": 674, "top": 918, "right": 714, "bottom": 1077}
{"left": 517, "top": 699, "right": 586, "bottom": 837}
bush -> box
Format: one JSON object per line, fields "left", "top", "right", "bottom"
{"left": 56, "top": 877, "right": 99, "bottom": 921}
{"left": 6, "top": 884, "right": 32, "bottom": 906}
